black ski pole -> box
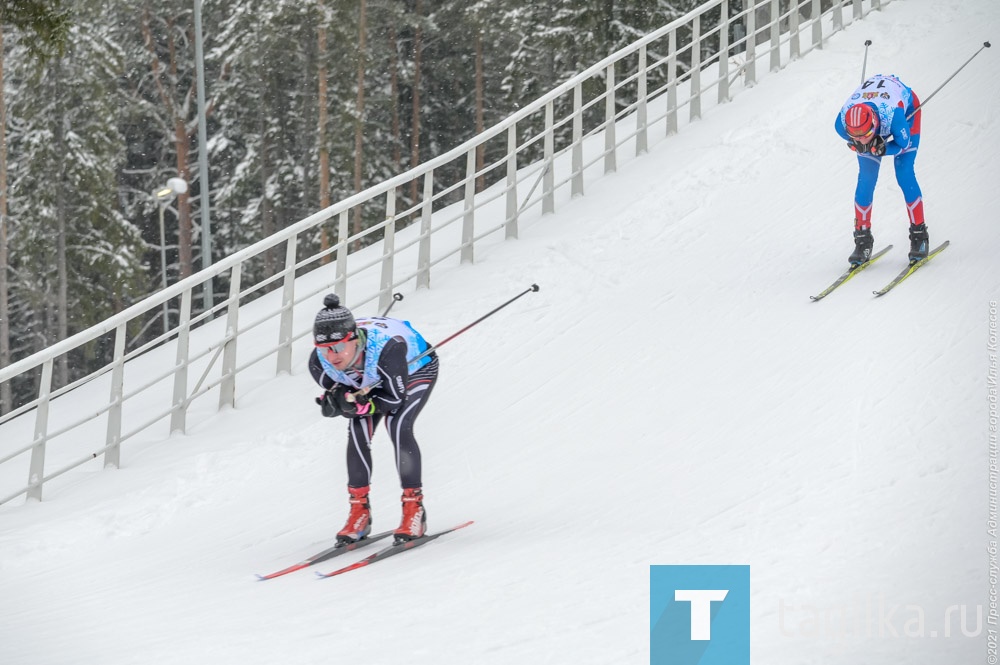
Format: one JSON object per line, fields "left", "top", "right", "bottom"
{"left": 345, "top": 284, "right": 540, "bottom": 401}
{"left": 908, "top": 41, "right": 991, "bottom": 119}
{"left": 860, "top": 39, "right": 872, "bottom": 85}
{"left": 414, "top": 283, "right": 540, "bottom": 362}
{"left": 380, "top": 292, "right": 404, "bottom": 317}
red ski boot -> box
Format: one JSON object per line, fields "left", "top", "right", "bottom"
{"left": 393, "top": 488, "right": 426, "bottom": 543}
{"left": 336, "top": 486, "right": 372, "bottom": 544}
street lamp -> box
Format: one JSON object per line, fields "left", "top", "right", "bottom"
{"left": 155, "top": 177, "right": 188, "bottom": 332}
{"left": 193, "top": 0, "right": 213, "bottom": 311}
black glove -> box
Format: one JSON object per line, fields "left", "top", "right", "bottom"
{"left": 847, "top": 139, "right": 864, "bottom": 154}
{"left": 868, "top": 134, "right": 886, "bottom": 157}
{"left": 316, "top": 390, "right": 342, "bottom": 418}
{"left": 333, "top": 387, "right": 376, "bottom": 418}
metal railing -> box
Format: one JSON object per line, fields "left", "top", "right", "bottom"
{"left": 0, "top": 0, "right": 888, "bottom": 505}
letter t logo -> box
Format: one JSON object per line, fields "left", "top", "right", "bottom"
{"left": 674, "top": 589, "right": 729, "bottom": 640}
{"left": 650, "top": 565, "right": 749, "bottom": 665}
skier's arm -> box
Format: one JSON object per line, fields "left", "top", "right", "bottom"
{"left": 833, "top": 113, "right": 852, "bottom": 142}
{"left": 308, "top": 348, "right": 339, "bottom": 390}
{"left": 309, "top": 348, "right": 349, "bottom": 417}
{"left": 881, "top": 106, "right": 913, "bottom": 156}
{"left": 365, "top": 338, "right": 410, "bottom": 414}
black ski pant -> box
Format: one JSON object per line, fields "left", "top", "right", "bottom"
{"left": 345, "top": 357, "right": 438, "bottom": 490}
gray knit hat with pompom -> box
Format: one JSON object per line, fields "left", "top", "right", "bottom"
{"left": 313, "top": 294, "right": 356, "bottom": 344}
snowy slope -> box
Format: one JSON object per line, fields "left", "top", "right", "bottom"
{"left": 2, "top": 1, "right": 999, "bottom": 663}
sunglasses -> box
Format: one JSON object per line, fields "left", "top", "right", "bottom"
{"left": 316, "top": 334, "right": 355, "bottom": 354}
{"left": 848, "top": 126, "right": 876, "bottom": 141}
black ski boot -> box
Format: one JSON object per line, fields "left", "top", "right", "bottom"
{"left": 848, "top": 227, "right": 874, "bottom": 266}
{"left": 908, "top": 223, "right": 929, "bottom": 263}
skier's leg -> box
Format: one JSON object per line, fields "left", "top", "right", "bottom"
{"left": 384, "top": 358, "right": 439, "bottom": 541}
{"left": 854, "top": 154, "right": 882, "bottom": 229}
{"left": 383, "top": 359, "right": 438, "bottom": 489}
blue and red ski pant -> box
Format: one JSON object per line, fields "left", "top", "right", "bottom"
{"left": 854, "top": 92, "right": 924, "bottom": 229}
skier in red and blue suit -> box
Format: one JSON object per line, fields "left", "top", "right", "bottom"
{"left": 834, "top": 74, "right": 928, "bottom": 265}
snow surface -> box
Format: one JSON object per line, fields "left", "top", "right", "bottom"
{"left": 2, "top": 1, "right": 999, "bottom": 663}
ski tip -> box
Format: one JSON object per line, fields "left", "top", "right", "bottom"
{"left": 439, "top": 520, "right": 475, "bottom": 534}
{"left": 255, "top": 574, "right": 270, "bottom": 582}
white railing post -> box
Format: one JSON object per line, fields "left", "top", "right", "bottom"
{"left": 770, "top": 0, "right": 781, "bottom": 72}
{"left": 812, "top": 0, "right": 822, "bottom": 48}
{"left": 853, "top": 0, "right": 862, "bottom": 20}
{"left": 276, "top": 236, "right": 297, "bottom": 375}
{"left": 171, "top": 288, "right": 192, "bottom": 433}
{"left": 219, "top": 263, "right": 242, "bottom": 409}
{"left": 461, "top": 148, "right": 476, "bottom": 263}
{"left": 718, "top": 0, "right": 730, "bottom": 104}
{"left": 505, "top": 126, "right": 520, "bottom": 237}
{"left": 790, "top": 0, "right": 801, "bottom": 60}
{"left": 104, "top": 323, "right": 127, "bottom": 469}
{"left": 379, "top": 188, "right": 397, "bottom": 312}
{"left": 571, "top": 85, "right": 584, "bottom": 195}
{"left": 335, "top": 210, "right": 349, "bottom": 301}
{"left": 690, "top": 15, "right": 702, "bottom": 121}
{"left": 543, "top": 101, "right": 556, "bottom": 212}
{"left": 418, "top": 171, "right": 434, "bottom": 287}
{"left": 27, "top": 359, "right": 53, "bottom": 501}
{"left": 667, "top": 29, "right": 678, "bottom": 134}
{"left": 745, "top": 0, "right": 757, "bottom": 86}
{"left": 833, "top": 0, "right": 843, "bottom": 31}
{"left": 636, "top": 45, "right": 648, "bottom": 155}
{"left": 603, "top": 66, "right": 617, "bottom": 173}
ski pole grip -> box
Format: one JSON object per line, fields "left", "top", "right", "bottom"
{"left": 380, "top": 292, "right": 405, "bottom": 317}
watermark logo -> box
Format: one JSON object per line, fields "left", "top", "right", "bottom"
{"left": 650, "top": 565, "right": 750, "bottom": 665}
{"left": 778, "top": 594, "right": 983, "bottom": 641}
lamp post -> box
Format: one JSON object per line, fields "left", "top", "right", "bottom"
{"left": 193, "top": 0, "right": 213, "bottom": 311}
{"left": 155, "top": 177, "right": 188, "bottom": 332}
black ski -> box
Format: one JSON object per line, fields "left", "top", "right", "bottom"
{"left": 316, "top": 520, "right": 474, "bottom": 579}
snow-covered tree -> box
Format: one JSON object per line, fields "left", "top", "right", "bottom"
{"left": 6, "top": 1, "right": 145, "bottom": 390}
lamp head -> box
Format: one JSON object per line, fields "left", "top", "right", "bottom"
{"left": 166, "top": 177, "right": 188, "bottom": 195}
{"left": 155, "top": 178, "right": 188, "bottom": 203}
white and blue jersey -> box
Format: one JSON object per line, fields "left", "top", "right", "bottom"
{"left": 316, "top": 317, "right": 432, "bottom": 391}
